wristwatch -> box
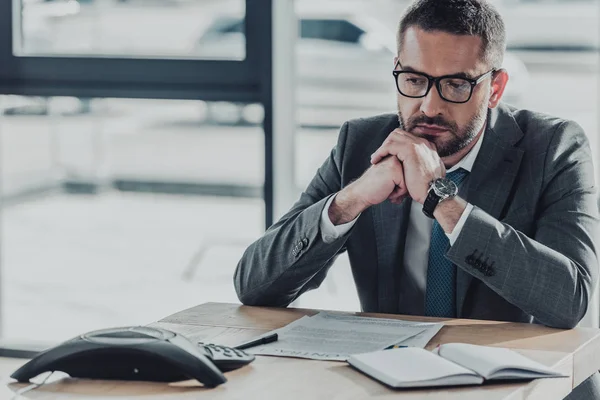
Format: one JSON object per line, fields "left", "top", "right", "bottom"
{"left": 422, "top": 177, "right": 458, "bottom": 219}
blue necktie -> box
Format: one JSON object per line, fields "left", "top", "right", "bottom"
{"left": 424, "top": 168, "right": 469, "bottom": 318}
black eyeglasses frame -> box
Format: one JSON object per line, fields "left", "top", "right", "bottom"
{"left": 392, "top": 61, "right": 496, "bottom": 104}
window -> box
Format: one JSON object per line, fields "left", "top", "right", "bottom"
{"left": 0, "top": 96, "right": 265, "bottom": 341}
{"left": 0, "top": 0, "right": 279, "bottom": 349}
{"left": 16, "top": 0, "right": 247, "bottom": 60}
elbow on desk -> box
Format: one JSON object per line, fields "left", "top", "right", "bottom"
{"left": 235, "top": 289, "right": 262, "bottom": 307}
{"left": 234, "top": 271, "right": 294, "bottom": 308}
{"left": 233, "top": 279, "right": 285, "bottom": 307}
{"left": 556, "top": 260, "right": 599, "bottom": 330}
{"left": 233, "top": 259, "right": 256, "bottom": 305}
{"left": 540, "top": 310, "right": 585, "bottom": 330}
{"left": 562, "top": 292, "right": 593, "bottom": 329}
{"left": 535, "top": 284, "right": 593, "bottom": 330}
{"left": 233, "top": 234, "right": 303, "bottom": 308}
{"left": 234, "top": 270, "right": 291, "bottom": 307}
{"left": 233, "top": 255, "right": 280, "bottom": 307}
{"left": 541, "top": 311, "right": 584, "bottom": 330}
{"left": 233, "top": 274, "right": 262, "bottom": 306}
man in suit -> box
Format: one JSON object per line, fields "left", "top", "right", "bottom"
{"left": 234, "top": 0, "right": 600, "bottom": 397}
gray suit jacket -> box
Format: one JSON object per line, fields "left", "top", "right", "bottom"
{"left": 234, "top": 103, "right": 599, "bottom": 329}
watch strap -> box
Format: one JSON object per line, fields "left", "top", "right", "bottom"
{"left": 422, "top": 186, "right": 440, "bottom": 219}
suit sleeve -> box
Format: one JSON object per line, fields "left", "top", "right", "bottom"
{"left": 233, "top": 122, "right": 354, "bottom": 307}
{"left": 447, "top": 120, "right": 599, "bottom": 328}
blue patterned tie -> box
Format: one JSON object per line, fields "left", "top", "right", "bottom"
{"left": 424, "top": 168, "right": 469, "bottom": 318}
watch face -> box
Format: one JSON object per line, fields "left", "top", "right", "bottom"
{"left": 432, "top": 178, "right": 458, "bottom": 197}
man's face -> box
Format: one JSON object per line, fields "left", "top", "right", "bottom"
{"left": 396, "top": 27, "right": 493, "bottom": 158}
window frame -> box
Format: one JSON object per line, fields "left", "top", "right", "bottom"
{"left": 0, "top": 0, "right": 277, "bottom": 352}
{"left": 0, "top": 0, "right": 275, "bottom": 229}
{"left": 0, "top": 0, "right": 269, "bottom": 102}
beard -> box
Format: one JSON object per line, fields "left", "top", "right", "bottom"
{"left": 397, "top": 102, "right": 488, "bottom": 158}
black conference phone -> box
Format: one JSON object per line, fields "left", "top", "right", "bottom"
{"left": 10, "top": 326, "right": 255, "bottom": 388}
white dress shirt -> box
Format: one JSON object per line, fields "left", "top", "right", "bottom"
{"left": 319, "top": 131, "right": 485, "bottom": 293}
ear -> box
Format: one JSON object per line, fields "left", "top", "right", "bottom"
{"left": 488, "top": 69, "right": 509, "bottom": 108}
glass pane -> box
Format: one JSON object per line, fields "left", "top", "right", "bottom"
{"left": 300, "top": 19, "right": 365, "bottom": 43}
{"left": 496, "top": 0, "right": 599, "bottom": 51}
{"left": 291, "top": 0, "right": 599, "bottom": 311}
{"left": 0, "top": 96, "right": 264, "bottom": 341}
{"left": 16, "top": 0, "right": 246, "bottom": 60}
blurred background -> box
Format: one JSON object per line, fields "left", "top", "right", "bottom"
{"left": 0, "top": 0, "right": 598, "bottom": 343}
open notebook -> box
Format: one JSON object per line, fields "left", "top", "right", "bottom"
{"left": 347, "top": 343, "right": 566, "bottom": 388}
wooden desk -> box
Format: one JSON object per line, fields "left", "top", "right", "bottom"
{"left": 2, "top": 302, "right": 600, "bottom": 399}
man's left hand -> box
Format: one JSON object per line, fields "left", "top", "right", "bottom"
{"left": 370, "top": 129, "right": 445, "bottom": 204}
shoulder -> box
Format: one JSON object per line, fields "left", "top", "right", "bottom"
{"left": 506, "top": 106, "right": 591, "bottom": 179}
{"left": 341, "top": 113, "right": 399, "bottom": 148}
{"left": 509, "top": 106, "right": 586, "bottom": 148}
{"left": 345, "top": 113, "right": 399, "bottom": 130}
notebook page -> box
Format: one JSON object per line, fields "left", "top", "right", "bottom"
{"left": 490, "top": 368, "right": 554, "bottom": 380}
{"left": 436, "top": 343, "right": 563, "bottom": 380}
{"left": 348, "top": 348, "right": 482, "bottom": 388}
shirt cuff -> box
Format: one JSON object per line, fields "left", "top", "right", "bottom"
{"left": 320, "top": 194, "right": 360, "bottom": 244}
{"left": 446, "top": 203, "right": 474, "bottom": 246}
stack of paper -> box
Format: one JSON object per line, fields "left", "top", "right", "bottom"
{"left": 245, "top": 312, "right": 443, "bottom": 361}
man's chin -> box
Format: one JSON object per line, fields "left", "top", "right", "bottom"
{"left": 436, "top": 139, "right": 472, "bottom": 158}
{"left": 428, "top": 138, "right": 460, "bottom": 158}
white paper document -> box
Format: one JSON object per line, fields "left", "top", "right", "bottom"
{"left": 311, "top": 313, "right": 443, "bottom": 349}
{"left": 247, "top": 312, "right": 443, "bottom": 361}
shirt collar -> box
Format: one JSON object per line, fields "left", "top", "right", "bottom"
{"left": 446, "top": 125, "right": 485, "bottom": 174}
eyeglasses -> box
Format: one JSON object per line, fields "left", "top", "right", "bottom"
{"left": 392, "top": 61, "right": 495, "bottom": 104}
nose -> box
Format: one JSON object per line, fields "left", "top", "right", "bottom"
{"left": 419, "top": 84, "right": 446, "bottom": 117}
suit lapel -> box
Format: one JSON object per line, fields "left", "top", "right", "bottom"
{"left": 373, "top": 198, "right": 412, "bottom": 314}
{"left": 456, "top": 104, "right": 525, "bottom": 317}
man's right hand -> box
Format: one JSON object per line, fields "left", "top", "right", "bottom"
{"left": 328, "top": 156, "right": 407, "bottom": 225}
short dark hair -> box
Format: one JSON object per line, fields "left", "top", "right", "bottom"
{"left": 397, "top": 0, "right": 506, "bottom": 69}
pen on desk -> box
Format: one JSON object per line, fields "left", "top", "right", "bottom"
{"left": 234, "top": 333, "right": 278, "bottom": 350}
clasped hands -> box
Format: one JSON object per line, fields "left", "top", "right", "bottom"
{"left": 359, "top": 129, "right": 445, "bottom": 207}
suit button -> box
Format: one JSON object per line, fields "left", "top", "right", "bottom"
{"left": 297, "top": 240, "right": 305, "bottom": 250}
{"left": 465, "top": 250, "right": 478, "bottom": 266}
{"left": 302, "top": 238, "right": 309, "bottom": 248}
{"left": 485, "top": 262, "right": 496, "bottom": 276}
